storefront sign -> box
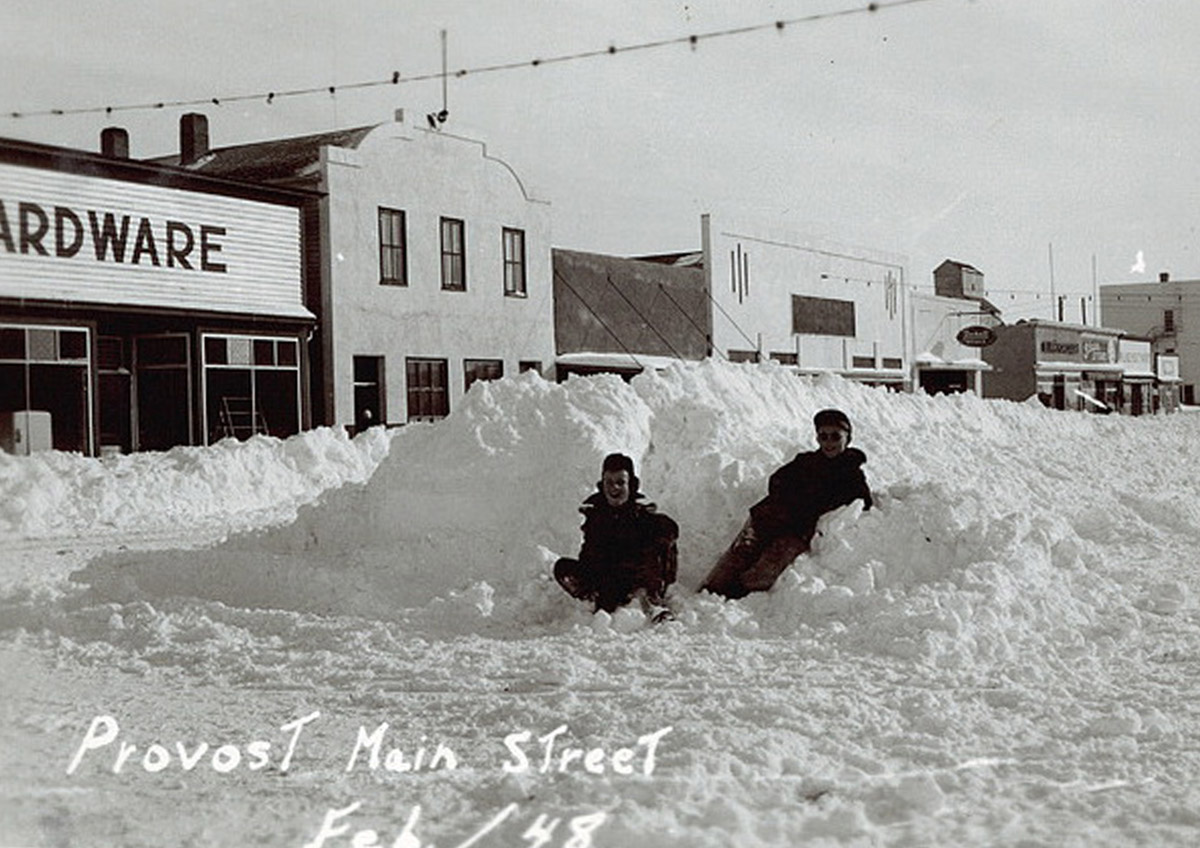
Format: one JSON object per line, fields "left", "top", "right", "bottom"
{"left": 1157, "top": 355, "right": 1181, "bottom": 381}
{"left": 1117, "top": 338, "right": 1154, "bottom": 375}
{"left": 1080, "top": 336, "right": 1115, "bottom": 363}
{"left": 956, "top": 325, "right": 996, "bottom": 347}
{"left": 0, "top": 162, "right": 311, "bottom": 319}
{"left": 1039, "top": 339, "right": 1079, "bottom": 356}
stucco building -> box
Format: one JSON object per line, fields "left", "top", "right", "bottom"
{"left": 700, "top": 214, "right": 909, "bottom": 387}
{"left": 162, "top": 111, "right": 555, "bottom": 429}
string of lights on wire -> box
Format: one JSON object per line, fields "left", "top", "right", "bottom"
{"left": 6, "top": 0, "right": 941, "bottom": 120}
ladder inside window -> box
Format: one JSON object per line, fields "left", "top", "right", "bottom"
{"left": 214, "top": 396, "right": 268, "bottom": 441}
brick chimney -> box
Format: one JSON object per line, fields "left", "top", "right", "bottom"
{"left": 180, "top": 113, "right": 209, "bottom": 165}
{"left": 100, "top": 127, "right": 129, "bottom": 159}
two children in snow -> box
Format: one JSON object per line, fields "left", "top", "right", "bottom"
{"left": 555, "top": 408, "right": 872, "bottom": 614}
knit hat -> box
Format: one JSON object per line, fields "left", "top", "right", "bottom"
{"left": 813, "top": 408, "right": 852, "bottom": 441}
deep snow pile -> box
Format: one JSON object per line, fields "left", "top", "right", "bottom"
{"left": 0, "top": 425, "right": 391, "bottom": 539}
{"left": 45, "top": 359, "right": 1200, "bottom": 669}
{"left": 6, "top": 360, "right": 1200, "bottom": 848}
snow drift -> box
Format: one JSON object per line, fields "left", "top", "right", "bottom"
{"left": 42, "top": 359, "right": 1200, "bottom": 667}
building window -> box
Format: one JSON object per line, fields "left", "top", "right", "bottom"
{"left": 882, "top": 357, "right": 903, "bottom": 369}
{"left": 406, "top": 357, "right": 449, "bottom": 420}
{"left": 464, "top": 358, "right": 504, "bottom": 391}
{"left": 503, "top": 228, "right": 527, "bottom": 297}
{"left": 440, "top": 217, "right": 466, "bottom": 291}
{"left": 769, "top": 352, "right": 798, "bottom": 365}
{"left": 379, "top": 208, "right": 407, "bottom": 286}
{"left": 852, "top": 356, "right": 876, "bottom": 369}
{"left": 202, "top": 333, "right": 301, "bottom": 444}
{"left": 1164, "top": 309, "right": 1175, "bottom": 334}
{"left": 519, "top": 360, "right": 542, "bottom": 375}
{"left": 728, "top": 350, "right": 760, "bottom": 363}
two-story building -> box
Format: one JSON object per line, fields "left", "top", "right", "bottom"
{"left": 1100, "top": 272, "right": 1197, "bottom": 406}
{"left": 160, "top": 111, "right": 555, "bottom": 430}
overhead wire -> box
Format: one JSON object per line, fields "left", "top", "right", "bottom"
{"left": 7, "top": 0, "right": 942, "bottom": 120}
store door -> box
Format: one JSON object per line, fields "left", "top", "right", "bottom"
{"left": 134, "top": 334, "right": 193, "bottom": 451}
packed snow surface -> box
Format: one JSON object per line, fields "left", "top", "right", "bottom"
{"left": 3, "top": 359, "right": 1200, "bottom": 847}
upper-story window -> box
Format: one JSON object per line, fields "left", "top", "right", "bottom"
{"left": 503, "top": 228, "right": 527, "bottom": 297}
{"left": 378, "top": 208, "right": 407, "bottom": 286}
{"left": 440, "top": 217, "right": 466, "bottom": 291}
{"left": 1164, "top": 309, "right": 1175, "bottom": 334}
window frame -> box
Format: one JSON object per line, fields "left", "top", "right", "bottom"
{"left": 503, "top": 227, "right": 527, "bottom": 297}
{"left": 378, "top": 207, "right": 408, "bottom": 287}
{"left": 440, "top": 217, "right": 466, "bottom": 291}
{"left": 406, "top": 357, "right": 450, "bottom": 421}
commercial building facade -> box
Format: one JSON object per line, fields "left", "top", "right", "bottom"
{"left": 0, "top": 136, "right": 314, "bottom": 455}
{"left": 168, "top": 111, "right": 555, "bottom": 430}
{"left": 701, "top": 214, "right": 909, "bottom": 387}
{"left": 978, "top": 320, "right": 1173, "bottom": 413}
{"left": 1100, "top": 273, "right": 1199, "bottom": 405}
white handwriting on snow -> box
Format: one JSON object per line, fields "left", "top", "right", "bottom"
{"left": 66, "top": 711, "right": 320, "bottom": 775}
{"left": 67, "top": 714, "right": 672, "bottom": 779}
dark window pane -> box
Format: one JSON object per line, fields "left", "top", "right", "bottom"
{"left": 254, "top": 339, "right": 275, "bottom": 366}
{"left": 0, "top": 328, "right": 25, "bottom": 360}
{"left": 277, "top": 340, "right": 298, "bottom": 367}
{"left": 59, "top": 330, "right": 88, "bottom": 360}
{"left": 204, "top": 336, "right": 227, "bottom": 365}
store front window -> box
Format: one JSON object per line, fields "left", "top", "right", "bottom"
{"left": 0, "top": 323, "right": 91, "bottom": 453}
{"left": 202, "top": 333, "right": 300, "bottom": 443}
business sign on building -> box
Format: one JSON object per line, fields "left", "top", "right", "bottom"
{"left": 1081, "top": 334, "right": 1116, "bottom": 364}
{"left": 1157, "top": 355, "right": 1181, "bottom": 381}
{"left": 0, "top": 162, "right": 311, "bottom": 319}
{"left": 1037, "top": 327, "right": 1082, "bottom": 361}
{"left": 1117, "top": 338, "right": 1153, "bottom": 376}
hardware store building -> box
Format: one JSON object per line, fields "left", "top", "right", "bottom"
{"left": 0, "top": 136, "right": 315, "bottom": 455}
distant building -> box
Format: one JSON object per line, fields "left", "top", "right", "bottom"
{"left": 981, "top": 320, "right": 1137, "bottom": 412}
{"left": 909, "top": 260, "right": 1001, "bottom": 395}
{"left": 701, "top": 214, "right": 909, "bottom": 387}
{"left": 1100, "top": 272, "right": 1194, "bottom": 406}
{"left": 161, "top": 111, "right": 555, "bottom": 429}
{"left": 0, "top": 133, "right": 315, "bottom": 455}
{"left": 551, "top": 248, "right": 708, "bottom": 381}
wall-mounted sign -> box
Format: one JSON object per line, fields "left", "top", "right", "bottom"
{"left": 956, "top": 325, "right": 996, "bottom": 347}
{"left": 0, "top": 162, "right": 311, "bottom": 319}
{"left": 1158, "top": 355, "right": 1181, "bottom": 381}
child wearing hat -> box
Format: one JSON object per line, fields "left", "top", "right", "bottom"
{"left": 554, "top": 453, "right": 679, "bottom": 616}
{"left": 700, "top": 408, "right": 872, "bottom": 599}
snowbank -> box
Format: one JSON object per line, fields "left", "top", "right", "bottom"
{"left": 49, "top": 360, "right": 1200, "bottom": 668}
{"left": 0, "top": 425, "right": 391, "bottom": 539}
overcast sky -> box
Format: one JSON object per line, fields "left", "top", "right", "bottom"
{"left": 3, "top": 0, "right": 1198, "bottom": 322}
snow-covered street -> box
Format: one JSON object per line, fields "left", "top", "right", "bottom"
{"left": 4, "top": 360, "right": 1200, "bottom": 847}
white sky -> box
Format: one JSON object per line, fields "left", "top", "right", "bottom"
{"left": 3, "top": 0, "right": 1199, "bottom": 321}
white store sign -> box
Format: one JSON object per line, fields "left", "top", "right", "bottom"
{"left": 0, "top": 162, "right": 312, "bottom": 319}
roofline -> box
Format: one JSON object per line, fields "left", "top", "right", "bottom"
{"left": 0, "top": 136, "right": 322, "bottom": 206}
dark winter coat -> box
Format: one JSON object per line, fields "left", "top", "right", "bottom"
{"left": 578, "top": 490, "right": 679, "bottom": 579}
{"left": 748, "top": 447, "right": 872, "bottom": 542}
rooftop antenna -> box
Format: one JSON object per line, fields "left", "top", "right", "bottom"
{"left": 427, "top": 29, "right": 450, "bottom": 130}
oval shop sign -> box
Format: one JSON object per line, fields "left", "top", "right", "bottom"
{"left": 956, "top": 325, "right": 997, "bottom": 348}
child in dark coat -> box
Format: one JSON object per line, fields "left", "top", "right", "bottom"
{"left": 554, "top": 453, "right": 679, "bottom": 615}
{"left": 700, "top": 408, "right": 872, "bottom": 599}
